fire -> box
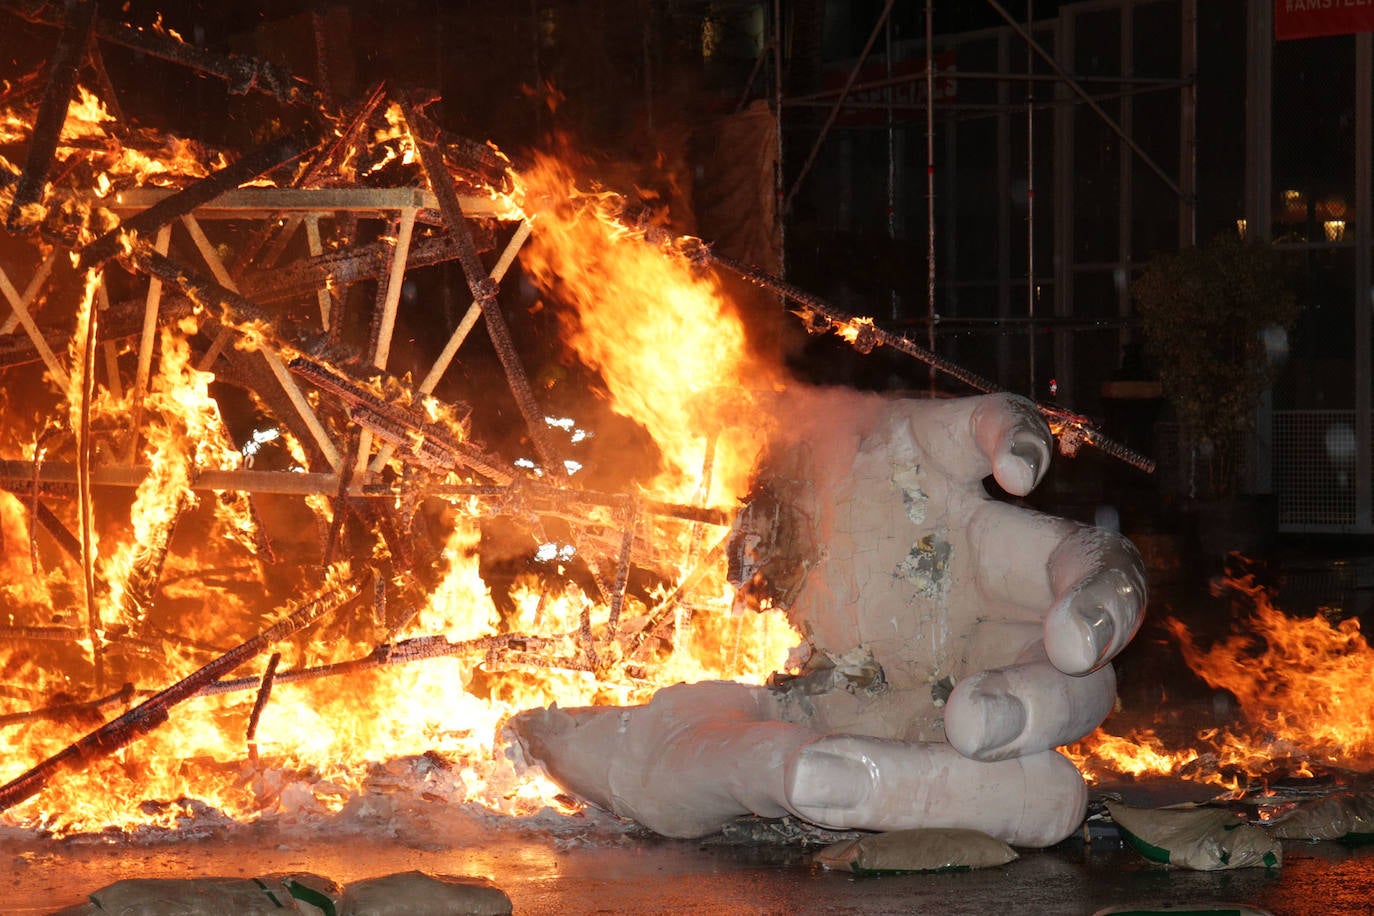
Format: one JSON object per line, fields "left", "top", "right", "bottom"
{"left": 1065, "top": 572, "right": 1373, "bottom": 790}
{"left": 518, "top": 148, "right": 775, "bottom": 504}
{"left": 0, "top": 98, "right": 799, "bottom": 835}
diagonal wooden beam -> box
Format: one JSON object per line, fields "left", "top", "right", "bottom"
{"left": 0, "top": 259, "right": 67, "bottom": 387}
{"left": 0, "top": 247, "right": 58, "bottom": 336}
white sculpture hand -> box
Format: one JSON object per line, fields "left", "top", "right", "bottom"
{"left": 511, "top": 389, "right": 1146, "bottom": 847}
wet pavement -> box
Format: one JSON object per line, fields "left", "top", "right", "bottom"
{"left": 6, "top": 812, "right": 1374, "bottom": 915}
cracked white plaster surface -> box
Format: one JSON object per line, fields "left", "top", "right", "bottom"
{"left": 509, "top": 387, "right": 1147, "bottom": 849}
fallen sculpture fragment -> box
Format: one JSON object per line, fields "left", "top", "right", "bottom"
{"left": 512, "top": 387, "right": 1148, "bottom": 847}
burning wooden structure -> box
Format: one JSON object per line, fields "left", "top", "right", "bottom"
{"left": 0, "top": 0, "right": 801, "bottom": 833}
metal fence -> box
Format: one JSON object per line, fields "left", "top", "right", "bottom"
{"left": 1273, "top": 409, "right": 1362, "bottom": 531}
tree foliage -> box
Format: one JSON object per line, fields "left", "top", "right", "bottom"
{"left": 1132, "top": 235, "right": 1298, "bottom": 496}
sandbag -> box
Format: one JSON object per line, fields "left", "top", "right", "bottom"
{"left": 1267, "top": 792, "right": 1374, "bottom": 842}
{"left": 341, "top": 871, "right": 512, "bottom": 916}
{"left": 55, "top": 872, "right": 343, "bottom": 915}
{"left": 1106, "top": 801, "right": 1281, "bottom": 871}
{"left": 813, "top": 827, "right": 1018, "bottom": 874}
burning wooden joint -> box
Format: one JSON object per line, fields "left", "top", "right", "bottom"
{"left": 80, "top": 125, "right": 321, "bottom": 268}
{"left": 239, "top": 232, "right": 480, "bottom": 306}
{"left": 125, "top": 245, "right": 273, "bottom": 327}
{"left": 403, "top": 99, "right": 561, "bottom": 472}
{"left": 287, "top": 355, "right": 507, "bottom": 481}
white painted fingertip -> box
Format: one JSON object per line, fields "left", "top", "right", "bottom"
{"left": 994, "top": 430, "right": 1051, "bottom": 496}
{"left": 1044, "top": 590, "right": 1117, "bottom": 675}
{"left": 944, "top": 673, "right": 1028, "bottom": 761}
{"left": 784, "top": 738, "right": 878, "bottom": 823}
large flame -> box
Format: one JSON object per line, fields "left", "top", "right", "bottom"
{"left": 518, "top": 148, "right": 775, "bottom": 505}
{"left": 1065, "top": 573, "right": 1373, "bottom": 790}
{"left": 0, "top": 106, "right": 797, "bottom": 835}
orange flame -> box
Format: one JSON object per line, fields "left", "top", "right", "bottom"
{"left": 0, "top": 136, "right": 799, "bottom": 836}
{"left": 518, "top": 148, "right": 775, "bottom": 504}
{"left": 1066, "top": 572, "right": 1373, "bottom": 789}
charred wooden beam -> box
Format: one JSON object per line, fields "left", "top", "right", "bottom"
{"left": 125, "top": 246, "right": 273, "bottom": 327}
{"left": 1, "top": 1, "right": 317, "bottom": 106}
{"left": 0, "top": 682, "right": 136, "bottom": 730}
{"left": 80, "top": 126, "right": 320, "bottom": 269}
{"left": 403, "top": 101, "right": 560, "bottom": 471}
{"left": 0, "top": 624, "right": 82, "bottom": 642}
{"left": 4, "top": 0, "right": 96, "bottom": 233}
{"left": 200, "top": 632, "right": 563, "bottom": 696}
{"left": 0, "top": 568, "right": 365, "bottom": 812}
{"left": 244, "top": 652, "right": 280, "bottom": 744}
{"left": 32, "top": 498, "right": 81, "bottom": 562}
{"left": 288, "top": 355, "right": 510, "bottom": 482}
{"left": 232, "top": 82, "right": 389, "bottom": 273}
{"left": 239, "top": 231, "right": 487, "bottom": 306}
{"left": 321, "top": 431, "right": 361, "bottom": 568}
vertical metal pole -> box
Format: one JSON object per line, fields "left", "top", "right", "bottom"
{"left": 997, "top": 30, "right": 1012, "bottom": 388}
{"left": 1355, "top": 33, "right": 1372, "bottom": 529}
{"left": 926, "top": 0, "right": 937, "bottom": 391}
{"left": 1027, "top": 0, "right": 1036, "bottom": 396}
{"left": 1179, "top": 0, "right": 1198, "bottom": 249}
{"left": 944, "top": 121, "right": 958, "bottom": 329}
{"left": 887, "top": 10, "right": 898, "bottom": 320}
{"left": 1119, "top": 2, "right": 1134, "bottom": 332}
{"left": 1052, "top": 7, "right": 1076, "bottom": 404}
{"left": 1245, "top": 0, "right": 1275, "bottom": 496}
{"left": 774, "top": 0, "right": 786, "bottom": 280}
{"left": 1245, "top": 0, "right": 1273, "bottom": 244}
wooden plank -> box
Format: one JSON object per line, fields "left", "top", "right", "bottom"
{"left": 104, "top": 186, "right": 509, "bottom": 219}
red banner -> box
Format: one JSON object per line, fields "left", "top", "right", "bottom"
{"left": 1276, "top": 0, "right": 1374, "bottom": 40}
